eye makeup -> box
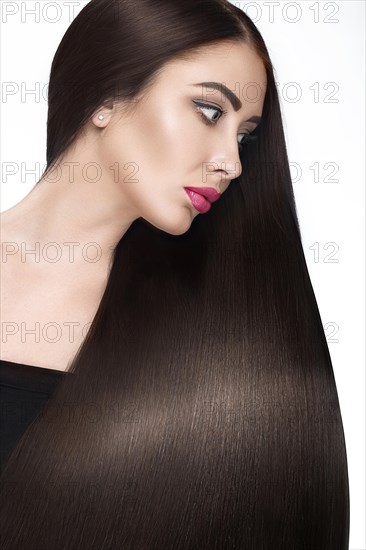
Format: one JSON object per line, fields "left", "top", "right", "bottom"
{"left": 192, "top": 99, "right": 258, "bottom": 151}
{"left": 192, "top": 99, "right": 227, "bottom": 125}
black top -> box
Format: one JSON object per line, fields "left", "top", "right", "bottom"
{"left": 0, "top": 359, "right": 69, "bottom": 469}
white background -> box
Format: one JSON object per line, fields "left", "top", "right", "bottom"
{"left": 1, "top": 1, "right": 365, "bottom": 547}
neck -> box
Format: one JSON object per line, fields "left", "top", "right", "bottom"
{"left": 1, "top": 155, "right": 139, "bottom": 274}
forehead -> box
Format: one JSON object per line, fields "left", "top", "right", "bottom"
{"left": 152, "top": 40, "right": 267, "bottom": 105}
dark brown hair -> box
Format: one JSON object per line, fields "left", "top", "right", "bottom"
{"left": 0, "top": 1, "right": 349, "bottom": 548}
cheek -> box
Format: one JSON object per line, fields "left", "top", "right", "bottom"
{"left": 133, "top": 100, "right": 204, "bottom": 171}
{"left": 138, "top": 110, "right": 187, "bottom": 168}
{"left": 99, "top": 107, "right": 203, "bottom": 221}
{"left": 101, "top": 127, "right": 198, "bottom": 235}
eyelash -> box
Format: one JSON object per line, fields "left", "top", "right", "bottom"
{"left": 192, "top": 100, "right": 258, "bottom": 152}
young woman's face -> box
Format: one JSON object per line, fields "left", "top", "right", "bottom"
{"left": 94, "top": 40, "right": 267, "bottom": 235}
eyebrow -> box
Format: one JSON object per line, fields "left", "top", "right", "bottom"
{"left": 192, "top": 81, "right": 261, "bottom": 125}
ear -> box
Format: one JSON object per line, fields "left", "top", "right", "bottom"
{"left": 92, "top": 100, "right": 115, "bottom": 127}
{"left": 92, "top": 109, "right": 113, "bottom": 128}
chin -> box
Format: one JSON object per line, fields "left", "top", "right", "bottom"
{"left": 144, "top": 207, "right": 194, "bottom": 236}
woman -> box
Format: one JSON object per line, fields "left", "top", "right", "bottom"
{"left": 0, "top": 0, "right": 350, "bottom": 548}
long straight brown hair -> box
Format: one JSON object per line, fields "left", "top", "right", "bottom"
{"left": 0, "top": 1, "right": 349, "bottom": 548}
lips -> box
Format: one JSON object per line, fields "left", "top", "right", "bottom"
{"left": 184, "top": 187, "right": 221, "bottom": 214}
{"left": 184, "top": 186, "right": 221, "bottom": 203}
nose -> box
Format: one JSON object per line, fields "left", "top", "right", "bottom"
{"left": 218, "top": 159, "right": 242, "bottom": 184}
{"left": 203, "top": 140, "right": 243, "bottom": 191}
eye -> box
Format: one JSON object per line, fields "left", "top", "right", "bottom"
{"left": 237, "top": 132, "right": 258, "bottom": 152}
{"left": 192, "top": 99, "right": 256, "bottom": 151}
{"left": 192, "top": 99, "right": 225, "bottom": 124}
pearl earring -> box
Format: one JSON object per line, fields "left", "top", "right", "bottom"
{"left": 98, "top": 115, "right": 104, "bottom": 120}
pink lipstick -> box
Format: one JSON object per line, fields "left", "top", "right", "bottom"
{"left": 184, "top": 186, "right": 221, "bottom": 214}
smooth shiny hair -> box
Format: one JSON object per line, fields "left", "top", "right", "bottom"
{"left": 0, "top": 1, "right": 349, "bottom": 548}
